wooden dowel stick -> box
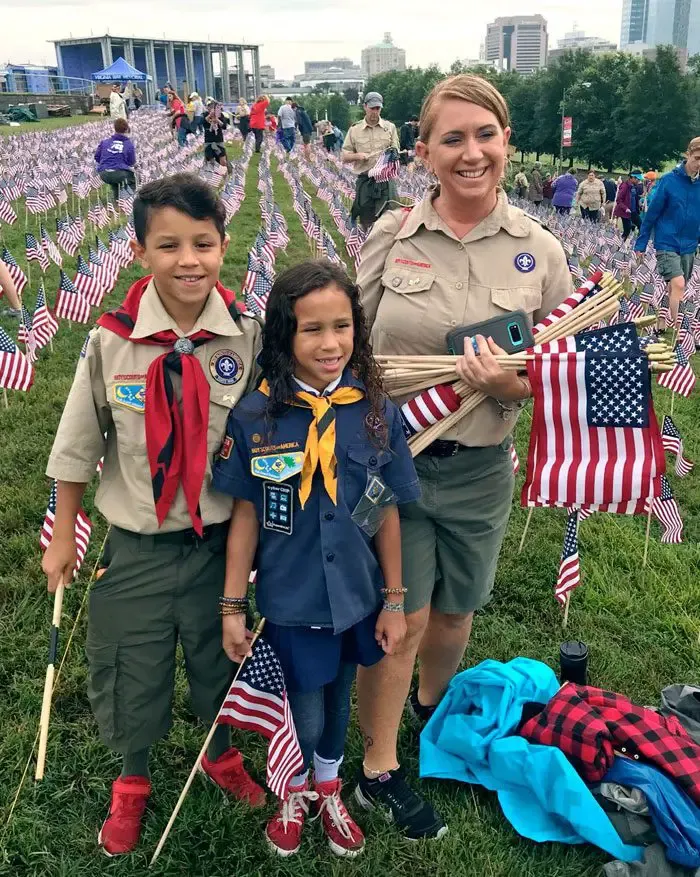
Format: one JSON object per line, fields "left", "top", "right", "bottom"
{"left": 518, "top": 508, "right": 534, "bottom": 553}
{"left": 35, "top": 580, "right": 65, "bottom": 780}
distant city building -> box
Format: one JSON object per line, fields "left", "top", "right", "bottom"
{"left": 455, "top": 58, "right": 498, "bottom": 69}
{"left": 548, "top": 28, "right": 617, "bottom": 61}
{"left": 620, "top": 0, "right": 699, "bottom": 56}
{"left": 361, "top": 32, "right": 406, "bottom": 78}
{"left": 259, "top": 64, "right": 275, "bottom": 86}
{"left": 304, "top": 57, "right": 356, "bottom": 75}
{"left": 624, "top": 41, "right": 689, "bottom": 71}
{"left": 485, "top": 15, "right": 548, "bottom": 74}
{"left": 294, "top": 58, "right": 364, "bottom": 94}
{"left": 0, "top": 63, "right": 59, "bottom": 93}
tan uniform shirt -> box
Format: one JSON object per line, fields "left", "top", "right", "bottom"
{"left": 342, "top": 118, "right": 400, "bottom": 175}
{"left": 576, "top": 178, "right": 606, "bottom": 210}
{"left": 358, "top": 190, "right": 572, "bottom": 446}
{"left": 47, "top": 280, "right": 262, "bottom": 533}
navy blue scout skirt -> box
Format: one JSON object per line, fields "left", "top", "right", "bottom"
{"left": 264, "top": 608, "right": 385, "bottom": 693}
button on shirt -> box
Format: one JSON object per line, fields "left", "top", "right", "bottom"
{"left": 342, "top": 118, "right": 399, "bottom": 176}
{"left": 46, "top": 279, "right": 262, "bottom": 533}
{"left": 212, "top": 372, "right": 421, "bottom": 633}
{"left": 357, "top": 190, "right": 572, "bottom": 447}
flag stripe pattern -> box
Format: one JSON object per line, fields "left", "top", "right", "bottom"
{"left": 0, "top": 326, "right": 34, "bottom": 390}
{"left": 644, "top": 475, "right": 683, "bottom": 544}
{"left": 556, "top": 510, "right": 581, "bottom": 604}
{"left": 661, "top": 415, "right": 693, "bottom": 478}
{"left": 39, "top": 480, "right": 92, "bottom": 573}
{"left": 399, "top": 383, "right": 462, "bottom": 438}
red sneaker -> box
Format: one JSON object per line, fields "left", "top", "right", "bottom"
{"left": 313, "top": 778, "right": 365, "bottom": 857}
{"left": 98, "top": 775, "right": 151, "bottom": 857}
{"left": 200, "top": 747, "right": 266, "bottom": 808}
{"left": 265, "top": 784, "right": 318, "bottom": 857}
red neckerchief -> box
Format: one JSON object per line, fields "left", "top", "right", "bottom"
{"left": 98, "top": 275, "right": 242, "bottom": 535}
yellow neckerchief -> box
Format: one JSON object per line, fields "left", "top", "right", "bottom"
{"left": 258, "top": 378, "right": 364, "bottom": 508}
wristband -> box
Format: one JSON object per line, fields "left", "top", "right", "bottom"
{"left": 382, "top": 601, "right": 405, "bottom": 613}
{"left": 380, "top": 587, "right": 408, "bottom": 596}
{"left": 220, "top": 606, "right": 247, "bottom": 616}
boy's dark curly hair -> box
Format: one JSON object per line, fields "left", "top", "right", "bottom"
{"left": 259, "top": 259, "right": 388, "bottom": 447}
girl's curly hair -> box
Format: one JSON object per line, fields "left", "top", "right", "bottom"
{"left": 259, "top": 259, "right": 388, "bottom": 448}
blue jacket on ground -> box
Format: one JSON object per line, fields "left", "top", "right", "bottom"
{"left": 420, "top": 658, "right": 643, "bottom": 863}
{"left": 552, "top": 173, "right": 578, "bottom": 208}
{"left": 94, "top": 134, "right": 136, "bottom": 173}
{"left": 635, "top": 163, "right": 700, "bottom": 255}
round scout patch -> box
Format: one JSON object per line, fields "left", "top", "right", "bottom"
{"left": 209, "top": 349, "right": 244, "bottom": 385}
{"left": 514, "top": 252, "right": 536, "bottom": 273}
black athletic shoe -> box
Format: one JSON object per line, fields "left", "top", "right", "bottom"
{"left": 354, "top": 767, "right": 448, "bottom": 840}
{"left": 406, "top": 687, "right": 438, "bottom": 728}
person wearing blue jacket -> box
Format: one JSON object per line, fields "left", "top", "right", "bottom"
{"left": 293, "top": 103, "right": 314, "bottom": 160}
{"left": 635, "top": 137, "right": 700, "bottom": 327}
{"left": 94, "top": 118, "right": 136, "bottom": 201}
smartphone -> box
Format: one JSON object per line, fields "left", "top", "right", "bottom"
{"left": 445, "top": 311, "right": 534, "bottom": 356}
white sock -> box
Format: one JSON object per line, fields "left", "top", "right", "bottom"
{"left": 313, "top": 753, "right": 343, "bottom": 784}
{"left": 288, "top": 770, "right": 308, "bottom": 790}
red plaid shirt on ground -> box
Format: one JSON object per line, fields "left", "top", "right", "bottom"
{"left": 519, "top": 684, "right": 700, "bottom": 806}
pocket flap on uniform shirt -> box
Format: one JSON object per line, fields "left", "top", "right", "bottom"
{"left": 491, "top": 286, "right": 542, "bottom": 314}
{"left": 381, "top": 267, "right": 436, "bottom": 294}
{"left": 346, "top": 445, "right": 393, "bottom": 469}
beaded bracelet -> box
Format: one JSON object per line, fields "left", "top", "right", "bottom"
{"left": 381, "top": 587, "right": 408, "bottom": 596}
{"left": 219, "top": 596, "right": 249, "bottom": 606}
{"left": 382, "top": 601, "right": 405, "bottom": 613}
{"left": 220, "top": 606, "right": 247, "bottom": 616}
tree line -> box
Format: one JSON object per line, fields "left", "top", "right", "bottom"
{"left": 365, "top": 47, "right": 700, "bottom": 172}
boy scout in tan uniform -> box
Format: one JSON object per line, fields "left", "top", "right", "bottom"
{"left": 43, "top": 174, "right": 265, "bottom": 857}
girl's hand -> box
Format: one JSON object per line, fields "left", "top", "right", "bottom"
{"left": 456, "top": 335, "right": 528, "bottom": 401}
{"left": 222, "top": 615, "right": 254, "bottom": 663}
{"left": 375, "top": 609, "right": 407, "bottom": 655}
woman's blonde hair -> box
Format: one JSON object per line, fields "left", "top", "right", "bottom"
{"left": 687, "top": 136, "right": 700, "bottom": 155}
{"left": 418, "top": 74, "right": 510, "bottom": 144}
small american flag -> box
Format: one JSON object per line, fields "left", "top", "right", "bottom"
{"left": 368, "top": 148, "right": 400, "bottom": 182}
{"left": 32, "top": 285, "right": 59, "bottom": 348}
{"left": 40, "top": 225, "right": 63, "bottom": 267}
{"left": 677, "top": 314, "right": 696, "bottom": 360}
{"left": 399, "top": 384, "right": 461, "bottom": 439}
{"left": 40, "top": 480, "right": 92, "bottom": 574}
{"left": 0, "top": 197, "right": 17, "bottom": 225}
{"left": 0, "top": 325, "right": 34, "bottom": 391}
{"left": 217, "top": 636, "right": 304, "bottom": 799}
{"left": 2, "top": 247, "right": 28, "bottom": 297}
{"left": 55, "top": 270, "right": 91, "bottom": 324}
{"left": 657, "top": 344, "right": 696, "bottom": 398}
{"left": 26, "top": 232, "right": 49, "bottom": 271}
{"left": 73, "top": 255, "right": 102, "bottom": 307}
{"left": 17, "top": 305, "right": 38, "bottom": 363}
{"left": 56, "top": 217, "right": 78, "bottom": 257}
{"left": 532, "top": 272, "right": 601, "bottom": 337}
{"left": 88, "top": 246, "right": 114, "bottom": 294}
{"left": 661, "top": 415, "right": 693, "bottom": 477}
{"left": 555, "top": 510, "right": 580, "bottom": 605}
{"left": 644, "top": 475, "right": 683, "bottom": 544}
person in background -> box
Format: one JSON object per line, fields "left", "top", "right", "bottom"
{"left": 109, "top": 84, "right": 127, "bottom": 121}
{"left": 203, "top": 99, "right": 229, "bottom": 163}
{"left": 614, "top": 171, "right": 642, "bottom": 242}
{"left": 319, "top": 119, "right": 335, "bottom": 152}
{"left": 575, "top": 170, "right": 606, "bottom": 222}
{"left": 250, "top": 94, "right": 270, "bottom": 153}
{"left": 528, "top": 161, "right": 543, "bottom": 207}
{"left": 132, "top": 85, "right": 143, "bottom": 110}
{"left": 189, "top": 92, "right": 205, "bottom": 135}
{"left": 158, "top": 87, "right": 169, "bottom": 110}
{"left": 95, "top": 118, "right": 136, "bottom": 202}
{"left": 551, "top": 168, "right": 578, "bottom": 214}
{"left": 629, "top": 171, "right": 644, "bottom": 232}
{"left": 603, "top": 175, "right": 617, "bottom": 220}
{"left": 294, "top": 102, "right": 314, "bottom": 160}
{"left": 541, "top": 173, "right": 554, "bottom": 208}
{"left": 513, "top": 165, "right": 528, "bottom": 198}
{"left": 236, "top": 97, "right": 251, "bottom": 140}
{"left": 355, "top": 72, "right": 571, "bottom": 842}
{"left": 332, "top": 124, "right": 343, "bottom": 154}
{"left": 169, "top": 92, "right": 189, "bottom": 147}
{"left": 399, "top": 116, "right": 418, "bottom": 166}
{"left": 342, "top": 92, "right": 399, "bottom": 228}
{"left": 635, "top": 138, "right": 700, "bottom": 328}
{"left": 277, "top": 97, "right": 297, "bottom": 155}
{"left": 0, "top": 259, "right": 22, "bottom": 316}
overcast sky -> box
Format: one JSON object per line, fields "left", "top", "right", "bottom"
{"left": 0, "top": 0, "right": 623, "bottom": 78}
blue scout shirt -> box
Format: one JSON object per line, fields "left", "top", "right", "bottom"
{"left": 212, "top": 370, "right": 420, "bottom": 634}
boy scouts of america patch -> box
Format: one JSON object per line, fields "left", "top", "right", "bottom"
{"left": 209, "top": 349, "right": 244, "bottom": 385}
{"left": 113, "top": 382, "right": 146, "bottom": 412}
{"left": 251, "top": 452, "right": 304, "bottom": 482}
{"left": 219, "top": 435, "right": 234, "bottom": 461}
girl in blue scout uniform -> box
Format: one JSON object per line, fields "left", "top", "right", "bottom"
{"left": 212, "top": 260, "right": 420, "bottom": 858}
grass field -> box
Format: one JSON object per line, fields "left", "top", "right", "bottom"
{"left": 0, "top": 115, "right": 104, "bottom": 136}
{"left": 1, "top": 125, "right": 699, "bottom": 877}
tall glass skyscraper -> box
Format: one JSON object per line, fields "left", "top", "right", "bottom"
{"left": 620, "top": 0, "right": 698, "bottom": 53}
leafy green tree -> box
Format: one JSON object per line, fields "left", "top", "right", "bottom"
{"left": 532, "top": 50, "right": 594, "bottom": 158}
{"left": 328, "top": 94, "right": 350, "bottom": 130}
{"left": 507, "top": 74, "right": 541, "bottom": 158}
{"left": 365, "top": 66, "right": 443, "bottom": 123}
{"left": 343, "top": 87, "right": 359, "bottom": 104}
{"left": 621, "top": 45, "right": 695, "bottom": 169}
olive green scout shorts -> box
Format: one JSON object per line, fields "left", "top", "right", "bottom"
{"left": 655, "top": 251, "right": 695, "bottom": 284}
{"left": 86, "top": 523, "right": 233, "bottom": 754}
{"left": 399, "top": 440, "right": 515, "bottom": 616}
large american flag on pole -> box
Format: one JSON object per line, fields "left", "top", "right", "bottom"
{"left": 523, "top": 324, "right": 665, "bottom": 512}
{"left": 217, "top": 636, "right": 304, "bottom": 799}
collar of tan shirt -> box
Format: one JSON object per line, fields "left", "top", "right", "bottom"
{"left": 395, "top": 188, "right": 530, "bottom": 244}
{"left": 356, "top": 117, "right": 392, "bottom": 132}
{"left": 130, "top": 278, "right": 243, "bottom": 339}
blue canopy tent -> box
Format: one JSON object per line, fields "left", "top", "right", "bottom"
{"left": 91, "top": 57, "right": 151, "bottom": 83}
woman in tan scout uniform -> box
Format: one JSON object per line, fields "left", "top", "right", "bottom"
{"left": 42, "top": 175, "right": 265, "bottom": 856}
{"left": 351, "top": 75, "right": 571, "bottom": 835}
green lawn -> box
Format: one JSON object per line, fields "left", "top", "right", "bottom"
{"left": 1, "top": 144, "right": 699, "bottom": 877}
{"left": 0, "top": 114, "right": 105, "bottom": 137}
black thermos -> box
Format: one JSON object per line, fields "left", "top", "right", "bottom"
{"left": 559, "top": 641, "right": 589, "bottom": 686}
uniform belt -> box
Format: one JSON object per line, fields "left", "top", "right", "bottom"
{"left": 419, "top": 439, "right": 469, "bottom": 458}
{"left": 112, "top": 521, "right": 229, "bottom": 546}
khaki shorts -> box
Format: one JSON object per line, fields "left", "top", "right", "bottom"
{"left": 400, "top": 440, "right": 514, "bottom": 616}
{"left": 656, "top": 251, "right": 695, "bottom": 283}
{"left": 86, "top": 524, "right": 233, "bottom": 753}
